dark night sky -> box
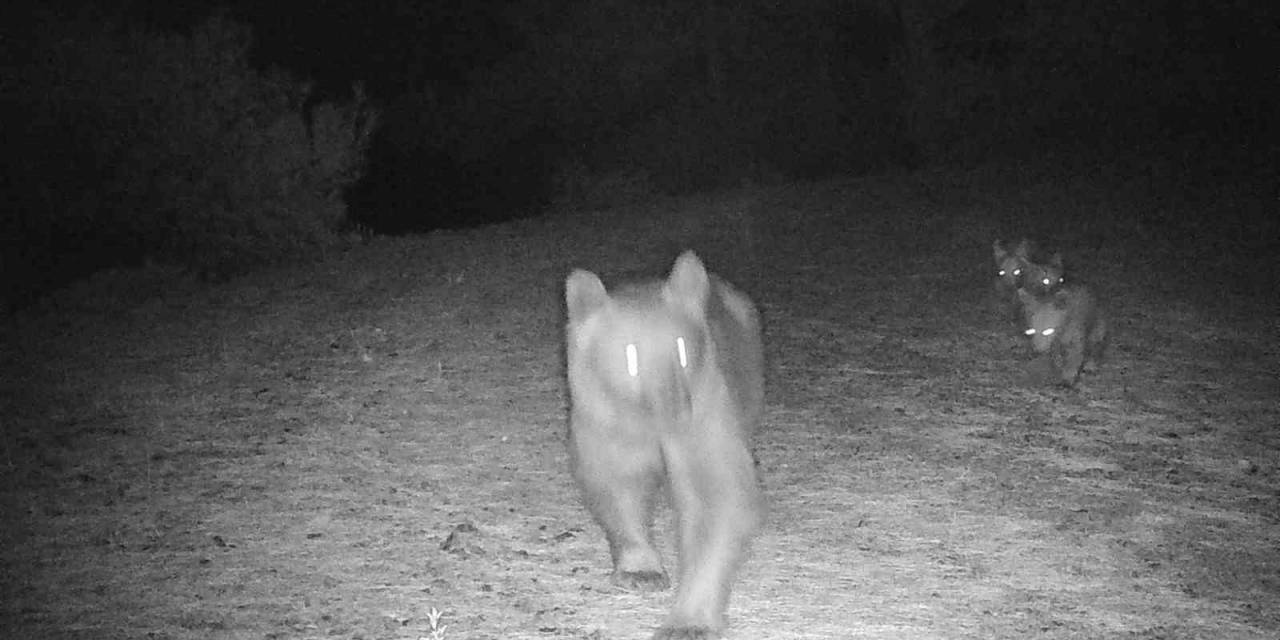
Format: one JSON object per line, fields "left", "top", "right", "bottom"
{"left": 28, "top": 0, "right": 1279, "bottom": 147}
{"left": 85, "top": 0, "right": 527, "bottom": 101}
{"left": 2, "top": 0, "right": 1276, "bottom": 304}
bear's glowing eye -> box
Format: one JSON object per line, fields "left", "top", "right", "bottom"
{"left": 1024, "top": 328, "right": 1036, "bottom": 336}
{"left": 625, "top": 343, "right": 639, "bottom": 377}
{"left": 1042, "top": 328, "right": 1055, "bottom": 337}
{"left": 675, "top": 336, "right": 687, "bottom": 368}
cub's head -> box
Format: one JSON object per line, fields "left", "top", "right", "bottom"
{"left": 1018, "top": 288, "right": 1068, "bottom": 353}
{"left": 992, "top": 239, "right": 1032, "bottom": 292}
{"left": 565, "top": 252, "right": 713, "bottom": 413}
{"left": 1021, "top": 252, "right": 1065, "bottom": 295}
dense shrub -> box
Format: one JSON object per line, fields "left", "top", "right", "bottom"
{"left": 6, "top": 12, "right": 376, "bottom": 293}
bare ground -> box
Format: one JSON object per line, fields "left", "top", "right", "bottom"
{"left": 2, "top": 163, "right": 1277, "bottom": 639}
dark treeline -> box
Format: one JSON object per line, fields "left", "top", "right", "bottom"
{"left": 2, "top": 0, "right": 1276, "bottom": 308}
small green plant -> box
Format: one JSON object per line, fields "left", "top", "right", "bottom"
{"left": 421, "top": 606, "right": 447, "bottom": 640}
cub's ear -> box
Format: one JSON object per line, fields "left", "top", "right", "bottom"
{"left": 666, "top": 250, "right": 711, "bottom": 310}
{"left": 1049, "top": 252, "right": 1064, "bottom": 269}
{"left": 1013, "top": 238, "right": 1032, "bottom": 259}
{"left": 992, "top": 239, "right": 1007, "bottom": 262}
{"left": 565, "top": 269, "right": 609, "bottom": 321}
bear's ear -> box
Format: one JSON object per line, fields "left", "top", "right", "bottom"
{"left": 666, "top": 250, "right": 711, "bottom": 311}
{"left": 992, "top": 239, "right": 1007, "bottom": 263}
{"left": 1016, "top": 288, "right": 1035, "bottom": 306}
{"left": 565, "top": 269, "right": 609, "bottom": 322}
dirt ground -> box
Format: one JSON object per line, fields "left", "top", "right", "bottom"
{"left": 2, "top": 162, "right": 1277, "bottom": 639}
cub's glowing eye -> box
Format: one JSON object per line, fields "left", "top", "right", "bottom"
{"left": 1012, "top": 268, "right": 1022, "bottom": 276}
{"left": 998, "top": 269, "right": 1007, "bottom": 277}
{"left": 1024, "top": 328, "right": 1036, "bottom": 336}
{"left": 675, "top": 336, "right": 688, "bottom": 368}
{"left": 1042, "top": 328, "right": 1056, "bottom": 336}
{"left": 1041, "top": 277, "right": 1052, "bottom": 286}
{"left": 625, "top": 343, "right": 639, "bottom": 377}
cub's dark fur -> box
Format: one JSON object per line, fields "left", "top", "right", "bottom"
{"left": 564, "top": 251, "right": 764, "bottom": 640}
{"left": 992, "top": 238, "right": 1033, "bottom": 304}
{"left": 1021, "top": 252, "right": 1065, "bottom": 296}
{"left": 1019, "top": 285, "right": 1108, "bottom": 386}
{"left": 993, "top": 239, "right": 1067, "bottom": 324}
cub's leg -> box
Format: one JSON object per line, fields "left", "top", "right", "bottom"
{"left": 653, "top": 426, "right": 763, "bottom": 639}
{"left": 1057, "top": 337, "right": 1085, "bottom": 386}
{"left": 571, "top": 422, "right": 671, "bottom": 590}
{"left": 1082, "top": 318, "right": 1109, "bottom": 372}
